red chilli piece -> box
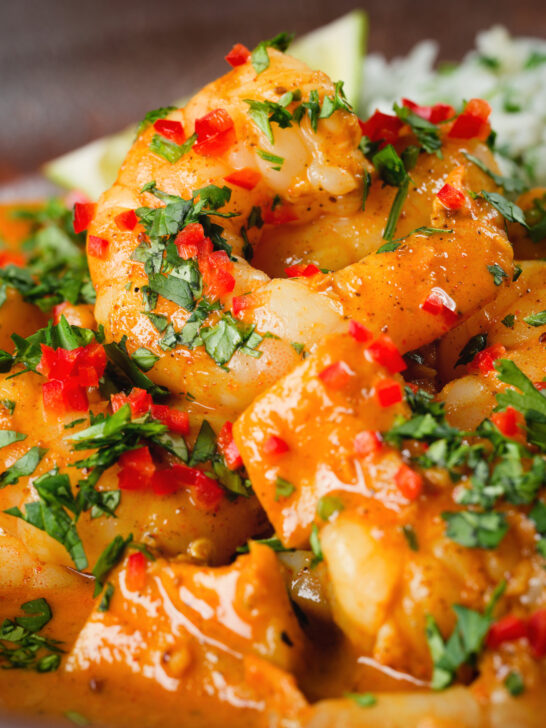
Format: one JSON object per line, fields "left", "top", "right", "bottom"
{"left": 402, "top": 98, "right": 455, "bottom": 124}
{"left": 470, "top": 344, "right": 507, "bottom": 375}
{"left": 437, "top": 183, "right": 466, "bottom": 211}
{"left": 225, "top": 43, "right": 251, "bottom": 67}
{"left": 486, "top": 615, "right": 528, "bottom": 650}
{"left": 194, "top": 108, "right": 236, "bottom": 157}
{"left": 263, "top": 202, "right": 298, "bottom": 225}
{"left": 153, "top": 119, "right": 186, "bottom": 145}
{"left": 224, "top": 168, "right": 262, "bottom": 190}
{"left": 358, "top": 110, "right": 403, "bottom": 146}
{"left": 394, "top": 464, "right": 423, "bottom": 500}
{"left": 73, "top": 202, "right": 96, "bottom": 234}
{"left": 199, "top": 250, "right": 236, "bottom": 300}
{"left": 421, "top": 287, "right": 459, "bottom": 326}
{"left": 88, "top": 235, "right": 109, "bottom": 258}
{"left": 114, "top": 209, "right": 138, "bottom": 231}
{"left": 448, "top": 98, "right": 492, "bottom": 141}
{"left": 111, "top": 387, "right": 152, "bottom": 417}
{"left": 232, "top": 294, "right": 253, "bottom": 319}
{"left": 126, "top": 551, "right": 148, "bottom": 592}
{"left": 366, "top": 335, "right": 407, "bottom": 374}
{"left": 318, "top": 361, "right": 354, "bottom": 390}
{"left": 150, "top": 404, "right": 190, "bottom": 436}
{"left": 117, "top": 446, "right": 156, "bottom": 492}
{"left": 528, "top": 609, "right": 546, "bottom": 659}
{"left": 491, "top": 407, "right": 522, "bottom": 438}
{"left": 348, "top": 320, "right": 373, "bottom": 344}
{"left": 0, "top": 250, "right": 26, "bottom": 267}
{"left": 263, "top": 435, "right": 290, "bottom": 456}
{"left": 354, "top": 430, "right": 383, "bottom": 457}
{"left": 535, "top": 381, "right": 546, "bottom": 391}
{"left": 174, "top": 222, "right": 207, "bottom": 259}
{"left": 285, "top": 263, "right": 320, "bottom": 278}
{"left": 217, "top": 421, "right": 243, "bottom": 470}
{"left": 376, "top": 378, "right": 403, "bottom": 407}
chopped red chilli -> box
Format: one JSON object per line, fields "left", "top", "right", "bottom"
{"left": 318, "top": 361, "right": 354, "bottom": 390}
{"left": 437, "top": 184, "right": 465, "bottom": 210}
{"left": 263, "top": 202, "right": 298, "bottom": 225}
{"left": 225, "top": 43, "right": 251, "bottom": 67}
{"left": 366, "top": 335, "right": 407, "bottom": 374}
{"left": 394, "top": 464, "right": 423, "bottom": 500}
{"left": 469, "top": 344, "right": 507, "bottom": 374}
{"left": 284, "top": 263, "right": 320, "bottom": 278}
{"left": 421, "top": 287, "right": 459, "bottom": 326}
{"left": 354, "top": 430, "right": 383, "bottom": 457}
{"left": 88, "top": 235, "right": 109, "bottom": 258}
{"left": 358, "top": 111, "right": 403, "bottom": 146}
{"left": 114, "top": 209, "right": 139, "bottom": 231}
{"left": 263, "top": 435, "right": 290, "bottom": 456}
{"left": 217, "top": 421, "right": 243, "bottom": 470}
{"left": 486, "top": 615, "right": 527, "bottom": 649}
{"left": 376, "top": 378, "right": 403, "bottom": 407}
{"left": 490, "top": 407, "right": 522, "bottom": 438}
{"left": 348, "top": 320, "right": 373, "bottom": 344}
{"left": 448, "top": 98, "right": 491, "bottom": 141}
{"left": 118, "top": 446, "right": 156, "bottom": 491}
{"left": 73, "top": 202, "right": 96, "bottom": 234}
{"left": 194, "top": 108, "right": 236, "bottom": 157}
{"left": 401, "top": 98, "right": 455, "bottom": 123}
{"left": 232, "top": 294, "right": 253, "bottom": 319}
{"left": 224, "top": 168, "right": 262, "bottom": 190}
{"left": 126, "top": 551, "right": 147, "bottom": 592}
{"left": 153, "top": 119, "right": 186, "bottom": 145}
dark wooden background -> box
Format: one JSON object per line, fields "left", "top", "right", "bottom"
{"left": 1, "top": 0, "right": 544, "bottom": 182}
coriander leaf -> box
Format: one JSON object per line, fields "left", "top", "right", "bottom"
{"left": 317, "top": 496, "right": 344, "bottom": 521}
{"left": 189, "top": 420, "right": 217, "bottom": 466}
{"left": 92, "top": 533, "right": 133, "bottom": 597}
{"left": 383, "top": 181, "right": 409, "bottom": 241}
{"left": 136, "top": 106, "right": 177, "bottom": 136}
{"left": 394, "top": 103, "right": 442, "bottom": 155}
{"left": 97, "top": 584, "right": 114, "bottom": 613}
{"left": 480, "top": 191, "right": 528, "bottom": 228}
{"left": 147, "top": 272, "right": 195, "bottom": 311}
{"left": 319, "top": 81, "right": 352, "bottom": 119}
{"left": 372, "top": 144, "right": 408, "bottom": 187}
{"left": 103, "top": 338, "right": 168, "bottom": 398}
{"left": 0, "top": 430, "right": 26, "bottom": 449}
{"left": 251, "top": 32, "right": 294, "bottom": 74}
{"left": 236, "top": 537, "right": 294, "bottom": 554}
{"left": 442, "top": 510, "right": 508, "bottom": 549}
{"left": 504, "top": 671, "right": 525, "bottom": 696}
{"left": 495, "top": 359, "right": 546, "bottom": 450}
{"left": 376, "top": 241, "right": 402, "bottom": 253}
{"left": 501, "top": 314, "right": 515, "bottom": 329}
{"left": 488, "top": 264, "right": 509, "bottom": 286}
{"left": 149, "top": 133, "right": 196, "bottom": 164}
{"left": 455, "top": 333, "right": 488, "bottom": 367}
{"left": 0, "top": 446, "right": 46, "bottom": 487}
{"left": 309, "top": 522, "right": 323, "bottom": 566}
{"left": 529, "top": 501, "right": 546, "bottom": 535}
{"left": 523, "top": 310, "right": 546, "bottom": 327}
{"left": 275, "top": 476, "right": 295, "bottom": 500}
{"left": 132, "top": 347, "right": 159, "bottom": 371}
{"left": 402, "top": 523, "right": 419, "bottom": 551}
{"left": 462, "top": 152, "right": 526, "bottom": 195}
{"left": 15, "top": 598, "right": 52, "bottom": 632}
{"left": 344, "top": 692, "right": 377, "bottom": 708}
{"left": 200, "top": 315, "right": 244, "bottom": 366}
{"left": 257, "top": 149, "right": 284, "bottom": 169}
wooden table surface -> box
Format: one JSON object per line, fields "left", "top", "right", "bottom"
{"left": 0, "top": 0, "right": 544, "bottom": 182}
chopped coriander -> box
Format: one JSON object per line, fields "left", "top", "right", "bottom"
{"left": 480, "top": 191, "right": 528, "bottom": 228}
{"left": 372, "top": 144, "right": 409, "bottom": 187}
{"left": 247, "top": 205, "right": 263, "bottom": 229}
{"left": 501, "top": 314, "right": 515, "bottom": 329}
{"left": 383, "top": 181, "right": 409, "bottom": 241}
{"left": 0, "top": 598, "right": 63, "bottom": 672}
{"left": 136, "top": 106, "right": 177, "bottom": 136}
{"left": 402, "top": 523, "right": 419, "bottom": 551}
{"left": 290, "top": 341, "right": 305, "bottom": 356}
{"left": 103, "top": 337, "right": 168, "bottom": 398}
{"left": 0, "top": 430, "right": 26, "bottom": 449}
{"left": 0, "top": 446, "right": 46, "bottom": 487}
{"left": 189, "top": 420, "right": 217, "bottom": 466}
{"left": 1, "top": 398, "right": 15, "bottom": 414}
{"left": 426, "top": 581, "right": 505, "bottom": 689}
{"left": 310, "top": 522, "right": 323, "bottom": 566}
{"left": 362, "top": 169, "right": 372, "bottom": 211}
{"left": 149, "top": 133, "right": 196, "bottom": 164}
{"left": 513, "top": 264, "right": 523, "bottom": 282}
{"left": 317, "top": 495, "right": 344, "bottom": 521}
{"left": 236, "top": 536, "right": 294, "bottom": 554}
{"left": 319, "top": 81, "right": 352, "bottom": 119}
{"left": 131, "top": 347, "right": 159, "bottom": 371}
{"left": 462, "top": 152, "right": 526, "bottom": 195}
{"left": 244, "top": 98, "right": 293, "bottom": 143}
{"left": 523, "top": 310, "right": 546, "bottom": 327}
{"left": 504, "top": 671, "right": 525, "bottom": 696}
{"left": 488, "top": 264, "right": 509, "bottom": 286}
{"left": 394, "top": 103, "right": 442, "bottom": 155}
{"left": 257, "top": 149, "right": 284, "bottom": 170}
{"left": 275, "top": 476, "right": 295, "bottom": 500}
{"left": 495, "top": 359, "right": 546, "bottom": 451}
{"left": 442, "top": 510, "right": 508, "bottom": 549}
{"left": 344, "top": 692, "right": 377, "bottom": 708}
{"left": 92, "top": 534, "right": 133, "bottom": 597}
{"left": 250, "top": 32, "right": 294, "bottom": 74}
{"left": 376, "top": 241, "right": 402, "bottom": 253}
{"left": 455, "top": 333, "right": 488, "bottom": 367}
{"left": 65, "top": 711, "right": 91, "bottom": 726}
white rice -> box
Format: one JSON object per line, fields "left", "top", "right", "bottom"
{"left": 360, "top": 26, "right": 546, "bottom": 186}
